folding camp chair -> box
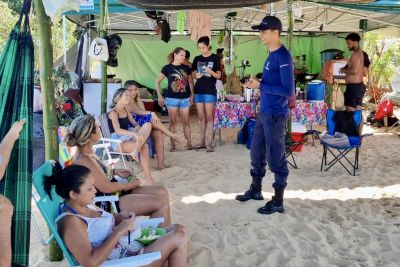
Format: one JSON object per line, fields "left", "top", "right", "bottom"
{"left": 320, "top": 109, "right": 372, "bottom": 176}
{"left": 32, "top": 161, "right": 162, "bottom": 266}
{"left": 285, "top": 129, "right": 321, "bottom": 169}
{"left": 97, "top": 113, "right": 134, "bottom": 169}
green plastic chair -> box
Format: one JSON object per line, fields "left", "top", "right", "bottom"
{"left": 32, "top": 160, "right": 162, "bottom": 266}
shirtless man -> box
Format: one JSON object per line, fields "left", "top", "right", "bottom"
{"left": 340, "top": 33, "right": 365, "bottom": 111}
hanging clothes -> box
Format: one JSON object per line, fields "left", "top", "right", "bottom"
{"left": 188, "top": 10, "right": 211, "bottom": 41}
{"left": 176, "top": 11, "right": 186, "bottom": 35}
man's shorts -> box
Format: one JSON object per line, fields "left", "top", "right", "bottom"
{"left": 194, "top": 94, "right": 217, "bottom": 103}
{"left": 165, "top": 97, "right": 190, "bottom": 109}
{"left": 344, "top": 83, "right": 366, "bottom": 108}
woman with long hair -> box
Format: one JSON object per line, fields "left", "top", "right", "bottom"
{"left": 155, "top": 47, "right": 194, "bottom": 152}
{"left": 44, "top": 161, "right": 188, "bottom": 266}
{"left": 107, "top": 88, "right": 154, "bottom": 184}
{"left": 191, "top": 36, "right": 221, "bottom": 152}
{"left": 64, "top": 115, "right": 171, "bottom": 226}
{"left": 124, "top": 80, "right": 185, "bottom": 169}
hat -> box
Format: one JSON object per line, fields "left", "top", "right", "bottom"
{"left": 251, "top": 16, "right": 282, "bottom": 32}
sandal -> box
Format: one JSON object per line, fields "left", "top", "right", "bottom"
{"left": 194, "top": 145, "right": 207, "bottom": 150}
{"left": 206, "top": 147, "right": 214, "bottom": 152}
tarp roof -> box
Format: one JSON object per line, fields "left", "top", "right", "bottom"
{"left": 65, "top": 0, "right": 400, "bottom": 33}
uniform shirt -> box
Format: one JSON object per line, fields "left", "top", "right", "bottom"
{"left": 161, "top": 64, "right": 192, "bottom": 99}
{"left": 191, "top": 54, "right": 220, "bottom": 96}
{"left": 259, "top": 45, "right": 295, "bottom": 115}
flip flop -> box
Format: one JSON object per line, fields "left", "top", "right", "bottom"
{"left": 206, "top": 147, "right": 214, "bottom": 152}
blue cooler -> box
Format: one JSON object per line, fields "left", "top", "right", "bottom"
{"left": 246, "top": 119, "right": 256, "bottom": 150}
{"left": 307, "top": 81, "right": 325, "bottom": 102}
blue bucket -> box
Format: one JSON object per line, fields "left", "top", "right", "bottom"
{"left": 307, "top": 82, "right": 325, "bottom": 102}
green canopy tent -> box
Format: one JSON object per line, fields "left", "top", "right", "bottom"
{"left": 0, "top": 0, "right": 34, "bottom": 265}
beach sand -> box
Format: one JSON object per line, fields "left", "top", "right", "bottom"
{"left": 30, "top": 113, "right": 400, "bottom": 267}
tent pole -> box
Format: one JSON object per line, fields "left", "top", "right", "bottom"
{"left": 286, "top": 0, "right": 293, "bottom": 53}
{"left": 62, "top": 15, "right": 67, "bottom": 66}
{"left": 230, "top": 18, "right": 233, "bottom": 64}
{"left": 100, "top": 0, "right": 107, "bottom": 113}
{"left": 286, "top": 0, "right": 294, "bottom": 132}
{"left": 33, "top": 0, "right": 62, "bottom": 261}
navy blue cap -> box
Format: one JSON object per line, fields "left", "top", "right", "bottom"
{"left": 251, "top": 16, "right": 282, "bottom": 32}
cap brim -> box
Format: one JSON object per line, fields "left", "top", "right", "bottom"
{"left": 251, "top": 25, "right": 262, "bottom": 30}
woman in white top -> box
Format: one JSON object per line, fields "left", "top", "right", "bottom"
{"left": 44, "top": 161, "right": 188, "bottom": 267}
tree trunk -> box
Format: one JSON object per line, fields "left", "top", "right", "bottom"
{"left": 33, "top": 0, "right": 62, "bottom": 261}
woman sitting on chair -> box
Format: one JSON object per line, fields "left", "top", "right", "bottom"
{"left": 124, "top": 80, "right": 185, "bottom": 170}
{"left": 65, "top": 115, "right": 171, "bottom": 226}
{"left": 108, "top": 88, "right": 154, "bottom": 184}
{"left": 44, "top": 161, "right": 188, "bottom": 267}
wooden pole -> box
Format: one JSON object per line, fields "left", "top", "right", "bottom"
{"left": 33, "top": 0, "right": 62, "bottom": 261}
{"left": 287, "top": 0, "right": 294, "bottom": 132}
{"left": 100, "top": 0, "right": 107, "bottom": 113}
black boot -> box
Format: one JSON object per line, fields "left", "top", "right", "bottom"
{"left": 235, "top": 177, "right": 264, "bottom": 202}
{"left": 257, "top": 188, "right": 284, "bottom": 214}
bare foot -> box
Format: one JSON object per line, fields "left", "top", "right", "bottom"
{"left": 186, "top": 143, "right": 193, "bottom": 150}
{"left": 157, "top": 164, "right": 171, "bottom": 170}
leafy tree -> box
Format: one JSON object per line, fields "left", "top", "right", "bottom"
{"left": 0, "top": 2, "right": 77, "bottom": 69}
{"left": 0, "top": 2, "right": 18, "bottom": 51}
{"left": 364, "top": 32, "right": 400, "bottom": 101}
{"left": 0, "top": 0, "right": 22, "bottom": 14}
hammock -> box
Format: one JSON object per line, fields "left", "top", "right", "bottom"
{"left": 0, "top": 0, "right": 33, "bottom": 265}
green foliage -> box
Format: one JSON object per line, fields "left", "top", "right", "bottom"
{"left": 364, "top": 32, "right": 400, "bottom": 90}
{"left": 0, "top": 0, "right": 22, "bottom": 14}
{"left": 0, "top": 2, "right": 77, "bottom": 68}
{"left": 0, "top": 2, "right": 18, "bottom": 51}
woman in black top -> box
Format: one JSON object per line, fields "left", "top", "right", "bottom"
{"left": 191, "top": 36, "right": 221, "bottom": 152}
{"left": 155, "top": 47, "right": 194, "bottom": 151}
{"left": 108, "top": 88, "right": 154, "bottom": 185}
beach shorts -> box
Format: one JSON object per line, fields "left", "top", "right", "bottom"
{"left": 165, "top": 97, "right": 190, "bottom": 109}
{"left": 195, "top": 94, "right": 217, "bottom": 103}
{"left": 110, "top": 133, "right": 134, "bottom": 151}
{"left": 344, "top": 83, "right": 366, "bottom": 108}
{"left": 132, "top": 113, "right": 152, "bottom": 127}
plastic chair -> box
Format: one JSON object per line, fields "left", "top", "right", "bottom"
{"left": 320, "top": 109, "right": 372, "bottom": 176}
{"left": 97, "top": 113, "right": 134, "bottom": 169}
{"left": 32, "top": 161, "right": 162, "bottom": 266}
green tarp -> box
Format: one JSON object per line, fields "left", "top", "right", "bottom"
{"left": 110, "top": 34, "right": 349, "bottom": 89}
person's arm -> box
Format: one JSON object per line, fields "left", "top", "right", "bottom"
{"left": 108, "top": 111, "right": 136, "bottom": 137}
{"left": 61, "top": 215, "right": 133, "bottom": 267}
{"left": 188, "top": 74, "right": 195, "bottom": 98}
{"left": 0, "top": 119, "right": 26, "bottom": 179}
{"left": 75, "top": 156, "right": 140, "bottom": 193}
{"left": 126, "top": 110, "right": 140, "bottom": 129}
{"left": 155, "top": 72, "right": 166, "bottom": 107}
{"left": 259, "top": 57, "right": 294, "bottom": 98}
{"left": 204, "top": 68, "right": 221, "bottom": 79}
{"left": 128, "top": 102, "right": 150, "bottom": 116}
{"left": 341, "top": 53, "right": 362, "bottom": 75}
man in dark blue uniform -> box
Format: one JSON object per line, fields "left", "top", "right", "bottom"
{"left": 236, "top": 16, "right": 295, "bottom": 215}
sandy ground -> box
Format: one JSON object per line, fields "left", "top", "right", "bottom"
{"left": 30, "top": 112, "right": 400, "bottom": 267}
